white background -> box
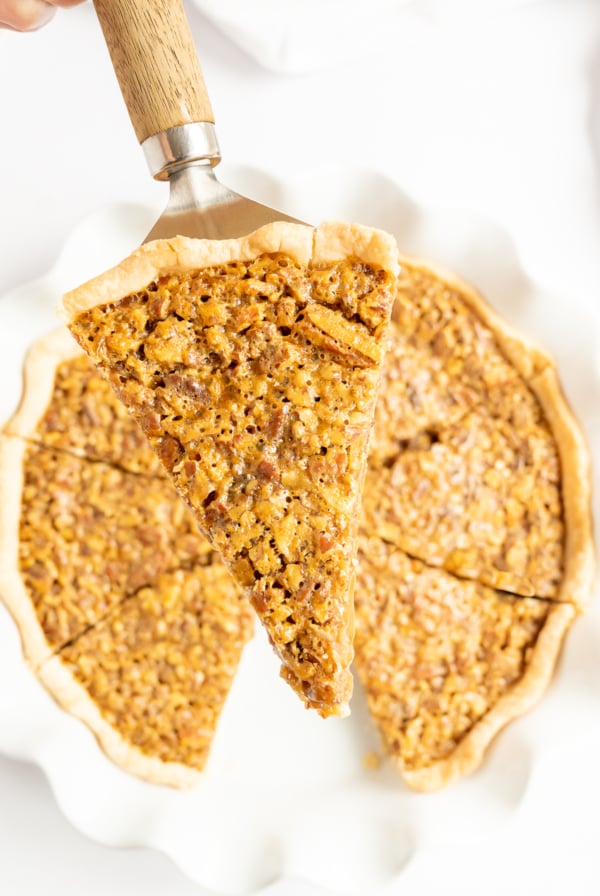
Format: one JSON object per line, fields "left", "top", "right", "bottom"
{"left": 1, "top": 1, "right": 600, "bottom": 893}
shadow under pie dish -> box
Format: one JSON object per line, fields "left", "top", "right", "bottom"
{"left": 58, "top": 221, "right": 400, "bottom": 719}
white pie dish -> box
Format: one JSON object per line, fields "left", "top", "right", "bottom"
{"left": 0, "top": 163, "right": 598, "bottom": 895}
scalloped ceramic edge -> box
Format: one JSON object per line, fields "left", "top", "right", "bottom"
{"left": 0, "top": 167, "right": 599, "bottom": 896}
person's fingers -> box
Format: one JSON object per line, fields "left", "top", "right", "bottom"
{"left": 0, "top": 0, "right": 86, "bottom": 31}
{"left": 0, "top": 0, "right": 55, "bottom": 31}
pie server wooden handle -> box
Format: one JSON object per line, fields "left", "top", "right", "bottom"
{"left": 93, "top": 0, "right": 214, "bottom": 145}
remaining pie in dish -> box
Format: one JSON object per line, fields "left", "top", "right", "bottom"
{"left": 59, "top": 222, "right": 399, "bottom": 718}
{"left": 0, "top": 333, "right": 253, "bottom": 786}
{"left": 1, "top": 246, "right": 592, "bottom": 790}
{"left": 355, "top": 255, "right": 594, "bottom": 790}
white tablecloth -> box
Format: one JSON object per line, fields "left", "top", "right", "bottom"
{"left": 1, "top": 1, "right": 599, "bottom": 893}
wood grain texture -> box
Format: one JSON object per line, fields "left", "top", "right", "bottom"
{"left": 94, "top": 0, "right": 215, "bottom": 144}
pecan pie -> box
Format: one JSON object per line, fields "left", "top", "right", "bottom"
{"left": 0, "top": 245, "right": 591, "bottom": 791}
{"left": 60, "top": 222, "right": 399, "bottom": 718}
{"left": 355, "top": 256, "right": 594, "bottom": 789}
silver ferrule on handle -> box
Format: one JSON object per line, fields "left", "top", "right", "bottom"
{"left": 142, "top": 122, "right": 221, "bottom": 180}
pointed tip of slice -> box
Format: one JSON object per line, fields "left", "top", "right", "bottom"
{"left": 280, "top": 664, "right": 353, "bottom": 718}
{"left": 326, "top": 701, "right": 351, "bottom": 720}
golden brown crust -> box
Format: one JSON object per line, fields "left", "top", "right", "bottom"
{"left": 313, "top": 222, "right": 399, "bottom": 271}
{"left": 402, "top": 603, "right": 575, "bottom": 791}
{"left": 530, "top": 366, "right": 596, "bottom": 610}
{"left": 0, "top": 436, "right": 54, "bottom": 666}
{"left": 60, "top": 222, "right": 400, "bottom": 322}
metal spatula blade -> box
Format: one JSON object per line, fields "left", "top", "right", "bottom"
{"left": 142, "top": 128, "right": 303, "bottom": 244}
{"left": 93, "top": 0, "right": 304, "bottom": 245}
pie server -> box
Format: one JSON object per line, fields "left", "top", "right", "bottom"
{"left": 93, "top": 0, "right": 302, "bottom": 243}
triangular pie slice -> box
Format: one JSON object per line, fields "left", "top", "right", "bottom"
{"left": 354, "top": 535, "right": 575, "bottom": 791}
{"left": 365, "top": 256, "right": 594, "bottom": 608}
{"left": 60, "top": 222, "right": 399, "bottom": 717}
{"left": 0, "top": 435, "right": 211, "bottom": 664}
{"left": 364, "top": 385, "right": 563, "bottom": 597}
{"left": 4, "top": 328, "right": 164, "bottom": 477}
{"left": 39, "top": 565, "right": 253, "bottom": 788}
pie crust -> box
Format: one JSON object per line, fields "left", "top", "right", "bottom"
{"left": 60, "top": 222, "right": 399, "bottom": 321}
{"left": 0, "top": 435, "right": 54, "bottom": 665}
{"left": 3, "top": 327, "right": 81, "bottom": 441}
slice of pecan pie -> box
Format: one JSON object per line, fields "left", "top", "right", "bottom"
{"left": 59, "top": 222, "right": 399, "bottom": 717}
{"left": 39, "top": 564, "right": 253, "bottom": 788}
{"left": 355, "top": 536, "right": 574, "bottom": 791}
